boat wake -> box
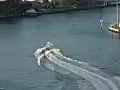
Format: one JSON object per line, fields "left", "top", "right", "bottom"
{"left": 34, "top": 42, "right": 119, "bottom": 90}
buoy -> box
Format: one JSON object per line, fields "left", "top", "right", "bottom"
{"left": 100, "top": 19, "right": 104, "bottom": 30}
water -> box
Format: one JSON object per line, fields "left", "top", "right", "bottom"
{"left": 0, "top": 7, "right": 120, "bottom": 90}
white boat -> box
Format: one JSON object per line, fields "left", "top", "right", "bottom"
{"left": 34, "top": 42, "right": 119, "bottom": 90}
{"left": 24, "top": 9, "right": 39, "bottom": 17}
{"left": 34, "top": 42, "right": 54, "bottom": 65}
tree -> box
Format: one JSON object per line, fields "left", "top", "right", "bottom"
{"left": 61, "top": 0, "right": 78, "bottom": 6}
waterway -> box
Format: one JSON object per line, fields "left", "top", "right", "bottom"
{"left": 0, "top": 7, "right": 120, "bottom": 90}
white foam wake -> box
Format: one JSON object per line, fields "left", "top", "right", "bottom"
{"left": 34, "top": 48, "right": 119, "bottom": 90}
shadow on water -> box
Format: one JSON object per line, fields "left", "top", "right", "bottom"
{"left": 0, "top": 17, "right": 14, "bottom": 24}
{"left": 117, "top": 34, "right": 120, "bottom": 40}
{"left": 108, "top": 31, "right": 120, "bottom": 40}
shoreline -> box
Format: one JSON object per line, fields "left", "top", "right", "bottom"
{"left": 22, "top": 5, "right": 108, "bottom": 17}
{"left": 0, "top": 3, "right": 119, "bottom": 18}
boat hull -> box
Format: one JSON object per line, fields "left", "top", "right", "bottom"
{"left": 109, "top": 24, "right": 120, "bottom": 33}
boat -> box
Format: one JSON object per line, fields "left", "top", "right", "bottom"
{"left": 34, "top": 42, "right": 53, "bottom": 65}
{"left": 23, "top": 9, "right": 40, "bottom": 17}
{"left": 109, "top": 1, "right": 120, "bottom": 33}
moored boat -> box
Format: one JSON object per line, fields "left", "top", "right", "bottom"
{"left": 109, "top": 1, "right": 120, "bottom": 33}
{"left": 109, "top": 23, "right": 120, "bottom": 33}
